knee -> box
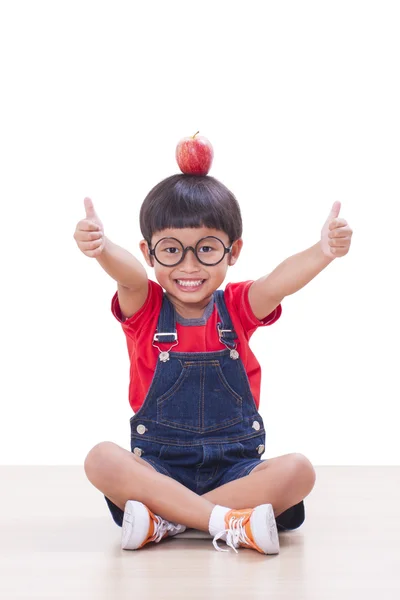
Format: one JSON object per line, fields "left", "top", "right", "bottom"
{"left": 84, "top": 441, "right": 119, "bottom": 483}
{"left": 290, "top": 453, "right": 316, "bottom": 494}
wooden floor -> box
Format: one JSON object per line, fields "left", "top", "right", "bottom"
{"left": 0, "top": 466, "right": 399, "bottom": 599}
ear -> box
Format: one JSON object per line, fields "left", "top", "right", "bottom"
{"left": 228, "top": 238, "right": 243, "bottom": 266}
{"left": 139, "top": 239, "right": 154, "bottom": 268}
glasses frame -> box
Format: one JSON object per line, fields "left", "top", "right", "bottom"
{"left": 148, "top": 236, "right": 232, "bottom": 267}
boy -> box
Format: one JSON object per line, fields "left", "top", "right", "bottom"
{"left": 74, "top": 174, "right": 352, "bottom": 554}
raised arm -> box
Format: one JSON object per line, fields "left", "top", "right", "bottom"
{"left": 248, "top": 202, "right": 353, "bottom": 320}
{"left": 74, "top": 197, "right": 148, "bottom": 319}
{"left": 97, "top": 238, "right": 148, "bottom": 318}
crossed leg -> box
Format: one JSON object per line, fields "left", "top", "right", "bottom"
{"left": 85, "top": 442, "right": 316, "bottom": 530}
{"left": 201, "top": 453, "right": 316, "bottom": 517}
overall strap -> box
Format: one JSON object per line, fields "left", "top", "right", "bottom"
{"left": 214, "top": 290, "right": 238, "bottom": 349}
{"left": 154, "top": 290, "right": 238, "bottom": 348}
{"left": 153, "top": 294, "right": 177, "bottom": 343}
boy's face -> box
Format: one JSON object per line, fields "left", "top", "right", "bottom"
{"left": 139, "top": 227, "right": 243, "bottom": 310}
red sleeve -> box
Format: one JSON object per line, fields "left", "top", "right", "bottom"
{"left": 224, "top": 280, "right": 282, "bottom": 338}
{"left": 111, "top": 279, "right": 163, "bottom": 339}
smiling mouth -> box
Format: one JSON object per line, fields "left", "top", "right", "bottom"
{"left": 175, "top": 279, "right": 205, "bottom": 288}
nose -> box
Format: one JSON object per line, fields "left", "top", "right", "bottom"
{"left": 180, "top": 247, "right": 201, "bottom": 270}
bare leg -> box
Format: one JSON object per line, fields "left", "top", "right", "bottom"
{"left": 202, "top": 453, "right": 316, "bottom": 517}
{"left": 84, "top": 442, "right": 215, "bottom": 531}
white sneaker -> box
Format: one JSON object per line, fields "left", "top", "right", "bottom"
{"left": 212, "top": 504, "right": 280, "bottom": 554}
{"left": 121, "top": 500, "right": 186, "bottom": 550}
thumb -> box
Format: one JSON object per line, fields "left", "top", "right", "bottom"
{"left": 84, "top": 197, "right": 97, "bottom": 220}
{"left": 327, "top": 201, "right": 341, "bottom": 221}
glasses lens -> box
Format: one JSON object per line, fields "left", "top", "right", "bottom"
{"left": 154, "top": 238, "right": 184, "bottom": 265}
{"left": 196, "top": 237, "right": 226, "bottom": 265}
{"left": 153, "top": 236, "right": 227, "bottom": 266}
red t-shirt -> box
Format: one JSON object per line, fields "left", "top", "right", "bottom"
{"left": 111, "top": 279, "right": 282, "bottom": 414}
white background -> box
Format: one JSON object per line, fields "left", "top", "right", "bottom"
{"left": 0, "top": 0, "right": 398, "bottom": 465}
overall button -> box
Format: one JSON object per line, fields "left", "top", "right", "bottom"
{"left": 257, "top": 444, "right": 265, "bottom": 454}
{"left": 136, "top": 424, "right": 147, "bottom": 435}
{"left": 252, "top": 421, "right": 260, "bottom": 431}
{"left": 133, "top": 447, "right": 143, "bottom": 457}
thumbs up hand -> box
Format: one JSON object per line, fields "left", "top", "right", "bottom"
{"left": 73, "top": 197, "right": 105, "bottom": 258}
{"left": 320, "top": 201, "right": 353, "bottom": 259}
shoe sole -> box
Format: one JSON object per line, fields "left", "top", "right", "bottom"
{"left": 121, "top": 500, "right": 150, "bottom": 550}
{"left": 250, "top": 504, "right": 280, "bottom": 554}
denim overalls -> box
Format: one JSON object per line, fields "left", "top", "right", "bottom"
{"left": 105, "top": 290, "right": 304, "bottom": 531}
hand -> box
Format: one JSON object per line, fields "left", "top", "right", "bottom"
{"left": 320, "top": 201, "right": 353, "bottom": 259}
{"left": 73, "top": 197, "right": 106, "bottom": 258}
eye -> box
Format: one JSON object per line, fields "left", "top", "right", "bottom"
{"left": 198, "top": 245, "right": 213, "bottom": 253}
{"left": 156, "top": 239, "right": 182, "bottom": 254}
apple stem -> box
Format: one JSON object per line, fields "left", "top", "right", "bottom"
{"left": 192, "top": 131, "right": 200, "bottom": 138}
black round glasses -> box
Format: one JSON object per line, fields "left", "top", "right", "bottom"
{"left": 148, "top": 236, "right": 232, "bottom": 267}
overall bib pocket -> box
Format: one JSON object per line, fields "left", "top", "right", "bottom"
{"left": 156, "top": 360, "right": 243, "bottom": 433}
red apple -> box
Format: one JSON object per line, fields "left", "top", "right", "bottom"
{"left": 176, "top": 131, "right": 214, "bottom": 175}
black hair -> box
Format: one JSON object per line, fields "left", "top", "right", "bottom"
{"left": 139, "top": 174, "right": 242, "bottom": 245}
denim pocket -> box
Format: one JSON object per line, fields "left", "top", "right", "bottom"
{"left": 157, "top": 361, "right": 243, "bottom": 433}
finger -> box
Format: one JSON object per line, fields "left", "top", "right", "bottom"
{"left": 329, "top": 226, "right": 352, "bottom": 238}
{"left": 80, "top": 238, "right": 104, "bottom": 251}
{"left": 330, "top": 247, "right": 348, "bottom": 257}
{"left": 329, "top": 218, "right": 348, "bottom": 231}
{"left": 85, "top": 245, "right": 104, "bottom": 258}
{"left": 329, "top": 239, "right": 350, "bottom": 248}
{"left": 75, "top": 229, "right": 103, "bottom": 242}
{"left": 84, "top": 197, "right": 97, "bottom": 220}
{"left": 327, "top": 201, "right": 341, "bottom": 222}
{"left": 78, "top": 219, "right": 100, "bottom": 232}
